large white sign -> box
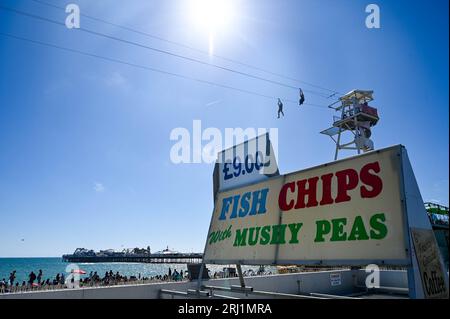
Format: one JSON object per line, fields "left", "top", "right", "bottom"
{"left": 204, "top": 145, "right": 410, "bottom": 265}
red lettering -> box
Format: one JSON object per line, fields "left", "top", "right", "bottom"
{"left": 294, "top": 177, "right": 319, "bottom": 209}
{"left": 319, "top": 173, "right": 334, "bottom": 206}
{"left": 278, "top": 182, "right": 295, "bottom": 211}
{"left": 360, "top": 162, "right": 383, "bottom": 198}
{"left": 335, "top": 169, "right": 359, "bottom": 203}
{"left": 278, "top": 161, "right": 384, "bottom": 211}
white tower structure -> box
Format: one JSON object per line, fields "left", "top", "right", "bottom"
{"left": 321, "top": 90, "right": 379, "bottom": 160}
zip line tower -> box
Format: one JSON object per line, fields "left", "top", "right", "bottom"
{"left": 321, "top": 90, "right": 379, "bottom": 160}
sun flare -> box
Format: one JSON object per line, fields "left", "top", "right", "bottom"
{"left": 189, "top": 0, "right": 235, "bottom": 54}
{"left": 190, "top": 0, "right": 234, "bottom": 31}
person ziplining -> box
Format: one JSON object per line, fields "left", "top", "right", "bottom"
{"left": 299, "top": 88, "right": 305, "bottom": 106}
{"left": 276, "top": 88, "right": 306, "bottom": 118}
{"left": 277, "top": 98, "right": 284, "bottom": 118}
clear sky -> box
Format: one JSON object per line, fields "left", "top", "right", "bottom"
{"left": 0, "top": 0, "right": 448, "bottom": 257}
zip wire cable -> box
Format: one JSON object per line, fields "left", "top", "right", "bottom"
{"left": 0, "top": 31, "right": 328, "bottom": 110}
{"left": 0, "top": 5, "right": 332, "bottom": 99}
{"left": 30, "top": 0, "right": 342, "bottom": 96}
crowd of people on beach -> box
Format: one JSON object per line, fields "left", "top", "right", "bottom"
{"left": 0, "top": 267, "right": 187, "bottom": 294}
{"left": 0, "top": 266, "right": 273, "bottom": 294}
{"left": 0, "top": 269, "right": 74, "bottom": 293}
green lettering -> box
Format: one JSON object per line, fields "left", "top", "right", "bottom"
{"left": 288, "top": 223, "right": 303, "bottom": 244}
{"left": 208, "top": 232, "right": 215, "bottom": 245}
{"left": 233, "top": 228, "right": 248, "bottom": 247}
{"left": 348, "top": 216, "right": 369, "bottom": 240}
{"left": 270, "top": 224, "right": 287, "bottom": 245}
{"left": 330, "top": 218, "right": 347, "bottom": 241}
{"left": 315, "top": 220, "right": 331, "bottom": 242}
{"left": 260, "top": 226, "right": 271, "bottom": 245}
{"left": 370, "top": 213, "right": 387, "bottom": 239}
{"left": 248, "top": 227, "right": 261, "bottom": 246}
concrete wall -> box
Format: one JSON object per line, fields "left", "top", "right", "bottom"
{"left": 0, "top": 270, "right": 408, "bottom": 299}
{"left": 354, "top": 269, "right": 408, "bottom": 288}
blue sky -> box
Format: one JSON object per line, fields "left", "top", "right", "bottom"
{"left": 0, "top": 0, "right": 448, "bottom": 257}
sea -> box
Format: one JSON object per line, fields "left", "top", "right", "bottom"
{"left": 0, "top": 258, "right": 269, "bottom": 284}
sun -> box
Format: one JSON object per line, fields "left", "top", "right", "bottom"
{"left": 190, "top": 0, "right": 234, "bottom": 31}
{"left": 189, "top": 0, "right": 235, "bottom": 54}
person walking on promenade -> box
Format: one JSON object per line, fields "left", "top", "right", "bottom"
{"left": 0, "top": 278, "right": 6, "bottom": 293}
{"left": 28, "top": 271, "right": 36, "bottom": 285}
{"left": 9, "top": 271, "right": 16, "bottom": 286}
{"left": 37, "top": 270, "right": 43, "bottom": 285}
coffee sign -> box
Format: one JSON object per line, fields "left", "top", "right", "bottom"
{"left": 411, "top": 228, "right": 449, "bottom": 299}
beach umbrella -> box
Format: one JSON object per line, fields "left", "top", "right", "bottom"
{"left": 71, "top": 269, "right": 87, "bottom": 275}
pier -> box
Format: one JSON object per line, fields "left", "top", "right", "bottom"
{"left": 62, "top": 253, "right": 203, "bottom": 264}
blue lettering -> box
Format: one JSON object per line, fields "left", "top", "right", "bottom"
{"left": 223, "top": 163, "right": 232, "bottom": 181}
{"left": 219, "top": 197, "right": 233, "bottom": 220}
{"left": 220, "top": 188, "right": 270, "bottom": 220}
{"left": 249, "top": 188, "right": 269, "bottom": 216}
{"left": 238, "top": 192, "right": 251, "bottom": 217}
{"left": 229, "top": 195, "right": 241, "bottom": 219}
